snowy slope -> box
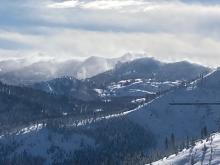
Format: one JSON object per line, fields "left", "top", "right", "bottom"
{"left": 0, "top": 124, "right": 94, "bottom": 164}
{"left": 127, "top": 69, "right": 220, "bottom": 148}
{"left": 150, "top": 133, "right": 220, "bottom": 165}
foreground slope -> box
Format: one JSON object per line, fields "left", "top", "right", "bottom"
{"left": 151, "top": 133, "right": 220, "bottom": 165}
{"left": 0, "top": 117, "right": 153, "bottom": 165}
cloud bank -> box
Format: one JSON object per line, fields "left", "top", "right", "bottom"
{"left": 0, "top": 0, "right": 220, "bottom": 66}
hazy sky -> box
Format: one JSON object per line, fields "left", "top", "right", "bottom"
{"left": 0, "top": 0, "right": 220, "bottom": 66}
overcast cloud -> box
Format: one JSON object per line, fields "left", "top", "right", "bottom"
{"left": 0, "top": 0, "right": 220, "bottom": 66}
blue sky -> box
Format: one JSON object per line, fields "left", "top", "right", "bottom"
{"left": 0, "top": 0, "right": 220, "bottom": 66}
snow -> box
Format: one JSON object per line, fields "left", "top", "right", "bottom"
{"left": 105, "top": 79, "right": 181, "bottom": 97}
{"left": 129, "top": 89, "right": 155, "bottom": 94}
{"left": 0, "top": 123, "right": 44, "bottom": 139}
{"left": 0, "top": 125, "right": 95, "bottom": 164}
{"left": 118, "top": 79, "right": 132, "bottom": 84}
{"left": 101, "top": 94, "right": 162, "bottom": 118}
{"left": 131, "top": 98, "right": 146, "bottom": 103}
{"left": 150, "top": 133, "right": 220, "bottom": 165}
{"left": 103, "top": 99, "right": 111, "bottom": 102}
{"left": 126, "top": 70, "right": 220, "bottom": 149}
{"left": 18, "top": 123, "right": 44, "bottom": 135}
{"left": 64, "top": 94, "right": 164, "bottom": 128}
{"left": 47, "top": 83, "right": 53, "bottom": 92}
{"left": 94, "top": 88, "right": 106, "bottom": 97}
{"left": 62, "top": 112, "right": 68, "bottom": 116}
{"left": 94, "top": 88, "right": 103, "bottom": 94}
{"left": 94, "top": 108, "right": 103, "bottom": 112}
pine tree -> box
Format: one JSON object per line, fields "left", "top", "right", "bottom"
{"left": 191, "top": 156, "right": 195, "bottom": 165}
{"left": 171, "top": 133, "right": 175, "bottom": 150}
{"left": 191, "top": 138, "right": 196, "bottom": 147}
{"left": 165, "top": 137, "right": 169, "bottom": 150}
{"left": 201, "top": 126, "right": 208, "bottom": 139}
{"left": 186, "top": 136, "right": 190, "bottom": 149}
{"left": 204, "top": 126, "right": 208, "bottom": 137}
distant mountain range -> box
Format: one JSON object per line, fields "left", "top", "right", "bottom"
{"left": 0, "top": 53, "right": 145, "bottom": 85}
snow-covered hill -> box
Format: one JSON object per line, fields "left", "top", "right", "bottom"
{"left": 126, "top": 69, "right": 220, "bottom": 149}
{"left": 150, "top": 132, "right": 220, "bottom": 165}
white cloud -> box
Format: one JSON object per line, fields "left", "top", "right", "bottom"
{"left": 76, "top": 0, "right": 149, "bottom": 10}
{"left": 1, "top": 0, "right": 220, "bottom": 67}
{"left": 47, "top": 0, "right": 151, "bottom": 10}
{"left": 48, "top": 0, "right": 80, "bottom": 9}
{"left": 1, "top": 29, "right": 220, "bottom": 66}
{"left": 43, "top": 1, "right": 220, "bottom": 36}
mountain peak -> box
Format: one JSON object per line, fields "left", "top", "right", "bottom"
{"left": 119, "top": 52, "right": 147, "bottom": 62}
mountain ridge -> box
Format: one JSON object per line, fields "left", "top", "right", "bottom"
{"left": 0, "top": 53, "right": 146, "bottom": 85}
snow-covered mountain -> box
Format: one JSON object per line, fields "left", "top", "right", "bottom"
{"left": 0, "top": 53, "right": 145, "bottom": 85}
{"left": 88, "top": 58, "right": 211, "bottom": 97}
{"left": 89, "top": 57, "right": 210, "bottom": 86}
{"left": 151, "top": 132, "right": 220, "bottom": 165}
